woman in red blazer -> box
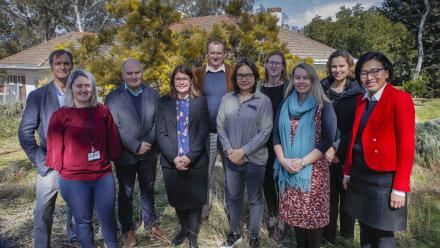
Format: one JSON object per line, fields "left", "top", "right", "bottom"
{"left": 342, "top": 51, "right": 415, "bottom": 248}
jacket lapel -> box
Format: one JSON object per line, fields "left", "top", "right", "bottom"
{"left": 48, "top": 82, "right": 61, "bottom": 109}
{"left": 188, "top": 97, "right": 195, "bottom": 128}
{"left": 121, "top": 89, "right": 141, "bottom": 123}
{"left": 141, "top": 85, "right": 149, "bottom": 125}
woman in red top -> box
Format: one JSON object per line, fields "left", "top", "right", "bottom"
{"left": 46, "top": 68, "right": 121, "bottom": 248}
{"left": 343, "top": 52, "right": 415, "bottom": 248}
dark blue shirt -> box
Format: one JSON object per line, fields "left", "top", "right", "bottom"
{"left": 204, "top": 71, "right": 227, "bottom": 132}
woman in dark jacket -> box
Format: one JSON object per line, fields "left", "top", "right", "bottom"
{"left": 156, "top": 65, "right": 209, "bottom": 248}
{"left": 258, "top": 51, "right": 289, "bottom": 242}
{"left": 320, "top": 50, "right": 363, "bottom": 243}
{"left": 343, "top": 51, "right": 415, "bottom": 247}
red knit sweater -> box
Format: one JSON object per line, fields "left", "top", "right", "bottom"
{"left": 46, "top": 104, "right": 121, "bottom": 180}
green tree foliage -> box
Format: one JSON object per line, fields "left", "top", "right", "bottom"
{"left": 303, "top": 4, "right": 416, "bottom": 84}
{"left": 0, "top": 0, "right": 114, "bottom": 60}
{"left": 219, "top": 12, "right": 287, "bottom": 64}
{"left": 74, "top": 0, "right": 288, "bottom": 96}
{"left": 381, "top": 0, "right": 440, "bottom": 97}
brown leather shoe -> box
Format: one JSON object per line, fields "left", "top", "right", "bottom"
{"left": 122, "top": 229, "right": 137, "bottom": 248}
{"left": 150, "top": 225, "right": 166, "bottom": 239}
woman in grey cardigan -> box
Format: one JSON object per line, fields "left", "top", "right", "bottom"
{"left": 217, "top": 58, "right": 273, "bottom": 248}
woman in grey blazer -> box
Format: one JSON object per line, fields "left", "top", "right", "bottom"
{"left": 156, "top": 65, "right": 209, "bottom": 248}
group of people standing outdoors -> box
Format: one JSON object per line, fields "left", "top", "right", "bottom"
{"left": 18, "top": 38, "right": 415, "bottom": 248}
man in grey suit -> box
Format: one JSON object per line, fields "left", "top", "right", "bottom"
{"left": 105, "top": 58, "right": 163, "bottom": 247}
{"left": 18, "top": 49, "right": 76, "bottom": 248}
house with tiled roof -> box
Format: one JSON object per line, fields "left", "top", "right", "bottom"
{"left": 0, "top": 14, "right": 335, "bottom": 103}
{"left": 0, "top": 32, "right": 96, "bottom": 103}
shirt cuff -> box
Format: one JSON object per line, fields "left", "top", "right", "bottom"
{"left": 391, "top": 189, "right": 406, "bottom": 197}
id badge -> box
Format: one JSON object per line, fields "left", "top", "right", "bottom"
{"left": 88, "top": 150, "right": 101, "bottom": 161}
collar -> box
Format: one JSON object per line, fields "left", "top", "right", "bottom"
{"left": 206, "top": 64, "right": 226, "bottom": 73}
{"left": 232, "top": 90, "right": 262, "bottom": 100}
{"left": 124, "top": 83, "right": 143, "bottom": 96}
{"left": 362, "top": 83, "right": 387, "bottom": 102}
{"left": 54, "top": 83, "right": 66, "bottom": 96}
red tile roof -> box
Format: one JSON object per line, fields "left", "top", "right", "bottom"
{"left": 0, "top": 32, "right": 96, "bottom": 69}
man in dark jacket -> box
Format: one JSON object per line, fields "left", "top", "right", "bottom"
{"left": 18, "top": 49, "right": 76, "bottom": 247}
{"left": 105, "top": 58, "right": 163, "bottom": 247}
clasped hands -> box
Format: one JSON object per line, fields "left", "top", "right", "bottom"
{"left": 173, "top": 155, "right": 191, "bottom": 171}
{"left": 325, "top": 146, "right": 340, "bottom": 164}
{"left": 281, "top": 158, "right": 303, "bottom": 174}
{"left": 227, "top": 148, "right": 245, "bottom": 165}
{"left": 136, "top": 142, "right": 152, "bottom": 155}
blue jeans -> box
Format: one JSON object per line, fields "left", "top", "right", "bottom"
{"left": 115, "top": 156, "right": 157, "bottom": 233}
{"left": 226, "top": 163, "right": 265, "bottom": 239}
{"left": 59, "top": 173, "right": 117, "bottom": 248}
{"left": 34, "top": 170, "right": 76, "bottom": 248}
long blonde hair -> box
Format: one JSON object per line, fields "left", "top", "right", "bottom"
{"left": 284, "top": 63, "right": 330, "bottom": 106}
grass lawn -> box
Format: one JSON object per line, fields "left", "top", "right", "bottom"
{"left": 414, "top": 98, "right": 440, "bottom": 122}
{"left": 0, "top": 133, "right": 439, "bottom": 247}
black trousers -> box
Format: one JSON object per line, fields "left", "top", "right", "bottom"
{"left": 115, "top": 157, "right": 157, "bottom": 233}
{"left": 175, "top": 207, "right": 202, "bottom": 238}
{"left": 263, "top": 142, "right": 279, "bottom": 217}
{"left": 323, "top": 162, "right": 355, "bottom": 242}
{"left": 294, "top": 227, "right": 324, "bottom": 248}
{"left": 360, "top": 222, "right": 396, "bottom": 248}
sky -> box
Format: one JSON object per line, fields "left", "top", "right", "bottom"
{"left": 258, "top": 0, "right": 383, "bottom": 27}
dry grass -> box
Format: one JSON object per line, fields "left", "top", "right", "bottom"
{"left": 1, "top": 135, "right": 439, "bottom": 247}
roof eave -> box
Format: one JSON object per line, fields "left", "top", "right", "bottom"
{"left": 0, "top": 64, "right": 50, "bottom": 70}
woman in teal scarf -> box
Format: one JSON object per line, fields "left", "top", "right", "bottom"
{"left": 273, "top": 63, "right": 336, "bottom": 248}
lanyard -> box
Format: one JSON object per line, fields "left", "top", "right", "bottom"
{"left": 80, "top": 107, "right": 95, "bottom": 151}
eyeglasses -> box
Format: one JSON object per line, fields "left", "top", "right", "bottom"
{"left": 236, "top": 73, "right": 255, "bottom": 80}
{"left": 175, "top": 77, "right": 190, "bottom": 83}
{"left": 359, "top": 68, "right": 384, "bottom": 79}
{"left": 267, "top": 61, "right": 282, "bottom": 67}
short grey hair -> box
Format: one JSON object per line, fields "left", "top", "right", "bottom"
{"left": 65, "top": 69, "right": 99, "bottom": 108}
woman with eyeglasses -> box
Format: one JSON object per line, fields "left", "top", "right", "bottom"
{"left": 217, "top": 58, "right": 273, "bottom": 248}
{"left": 258, "top": 51, "right": 289, "bottom": 242}
{"left": 46, "top": 69, "right": 121, "bottom": 248}
{"left": 274, "top": 63, "right": 336, "bottom": 248}
{"left": 320, "top": 50, "right": 363, "bottom": 243}
{"left": 343, "top": 51, "right": 415, "bottom": 247}
{"left": 156, "top": 65, "right": 209, "bottom": 248}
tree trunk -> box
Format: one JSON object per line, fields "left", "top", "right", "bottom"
{"left": 414, "top": 0, "right": 430, "bottom": 80}
{"left": 73, "top": 1, "right": 84, "bottom": 32}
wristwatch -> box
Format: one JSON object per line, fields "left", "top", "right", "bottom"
{"left": 300, "top": 158, "right": 305, "bottom": 168}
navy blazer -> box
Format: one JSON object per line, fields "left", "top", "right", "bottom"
{"left": 156, "top": 95, "right": 209, "bottom": 169}
{"left": 18, "top": 81, "right": 61, "bottom": 176}
{"left": 105, "top": 84, "right": 159, "bottom": 165}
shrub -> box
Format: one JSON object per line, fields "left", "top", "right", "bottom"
{"left": 415, "top": 121, "right": 440, "bottom": 168}
{"left": 402, "top": 76, "right": 428, "bottom": 98}
{"left": 0, "top": 102, "right": 24, "bottom": 119}
{"left": 0, "top": 117, "right": 20, "bottom": 139}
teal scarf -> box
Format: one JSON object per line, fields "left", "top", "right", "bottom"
{"left": 274, "top": 91, "right": 317, "bottom": 194}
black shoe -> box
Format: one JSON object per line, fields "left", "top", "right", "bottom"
{"left": 171, "top": 229, "right": 188, "bottom": 246}
{"left": 220, "top": 232, "right": 242, "bottom": 248}
{"left": 250, "top": 237, "right": 259, "bottom": 248}
{"left": 188, "top": 234, "right": 198, "bottom": 248}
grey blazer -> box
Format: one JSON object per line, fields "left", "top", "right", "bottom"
{"left": 105, "top": 84, "right": 159, "bottom": 165}
{"left": 18, "top": 81, "right": 61, "bottom": 176}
